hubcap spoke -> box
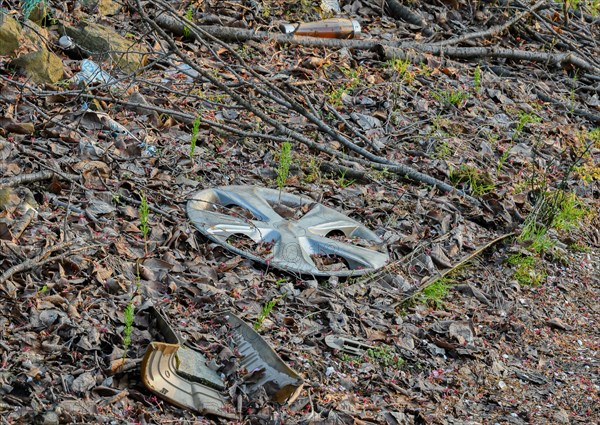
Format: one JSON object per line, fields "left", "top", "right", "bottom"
{"left": 213, "top": 187, "right": 282, "bottom": 222}
{"left": 306, "top": 234, "right": 389, "bottom": 270}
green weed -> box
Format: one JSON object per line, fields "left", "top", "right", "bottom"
{"left": 365, "top": 345, "right": 405, "bottom": 368}
{"left": 190, "top": 115, "right": 201, "bottom": 159}
{"left": 336, "top": 169, "right": 355, "bottom": 188}
{"left": 122, "top": 302, "right": 135, "bottom": 356}
{"left": 276, "top": 141, "right": 292, "bottom": 199}
{"left": 326, "top": 66, "right": 361, "bottom": 106}
{"left": 473, "top": 64, "right": 482, "bottom": 93}
{"left": 449, "top": 164, "right": 495, "bottom": 196}
{"left": 569, "top": 242, "right": 591, "bottom": 252}
{"left": 139, "top": 193, "right": 150, "bottom": 252}
{"left": 433, "top": 88, "right": 469, "bottom": 107}
{"left": 513, "top": 111, "right": 541, "bottom": 140}
{"left": 303, "top": 156, "right": 321, "bottom": 184}
{"left": 418, "top": 278, "right": 452, "bottom": 309}
{"left": 433, "top": 140, "right": 452, "bottom": 160}
{"left": 387, "top": 58, "right": 414, "bottom": 83}
{"left": 183, "top": 6, "right": 193, "bottom": 37}
{"left": 507, "top": 254, "right": 546, "bottom": 286}
{"left": 549, "top": 190, "right": 590, "bottom": 231}
{"left": 261, "top": 0, "right": 271, "bottom": 17}
{"left": 254, "top": 297, "right": 279, "bottom": 331}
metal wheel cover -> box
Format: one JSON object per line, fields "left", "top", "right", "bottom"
{"left": 187, "top": 186, "right": 389, "bottom": 276}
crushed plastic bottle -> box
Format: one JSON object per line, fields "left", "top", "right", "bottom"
{"left": 72, "top": 59, "right": 117, "bottom": 86}
{"left": 280, "top": 18, "right": 361, "bottom": 39}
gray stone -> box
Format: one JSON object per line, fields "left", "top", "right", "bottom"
{"left": 81, "top": 0, "right": 121, "bottom": 16}
{"left": 0, "top": 13, "right": 22, "bottom": 56}
{"left": 64, "top": 22, "right": 148, "bottom": 72}
{"left": 12, "top": 49, "right": 64, "bottom": 84}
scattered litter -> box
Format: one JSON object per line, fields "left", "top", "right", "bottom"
{"left": 141, "top": 306, "right": 304, "bottom": 418}
{"left": 58, "top": 35, "right": 88, "bottom": 60}
{"left": 72, "top": 59, "right": 117, "bottom": 86}
{"left": 279, "top": 18, "right": 361, "bottom": 39}
{"left": 224, "top": 313, "right": 305, "bottom": 404}
{"left": 141, "top": 307, "right": 237, "bottom": 419}
{"left": 325, "top": 335, "right": 374, "bottom": 356}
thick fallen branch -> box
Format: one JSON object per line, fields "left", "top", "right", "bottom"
{"left": 385, "top": 0, "right": 428, "bottom": 29}
{"left": 381, "top": 45, "right": 600, "bottom": 75}
{"left": 0, "top": 160, "right": 80, "bottom": 190}
{"left": 154, "top": 8, "right": 599, "bottom": 75}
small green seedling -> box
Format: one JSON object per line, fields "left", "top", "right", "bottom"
{"left": 254, "top": 297, "right": 279, "bottom": 331}
{"left": 449, "top": 164, "right": 495, "bottom": 196}
{"left": 122, "top": 302, "right": 135, "bottom": 357}
{"left": 139, "top": 193, "right": 150, "bottom": 252}
{"left": 276, "top": 142, "right": 292, "bottom": 200}
{"left": 190, "top": 115, "right": 201, "bottom": 159}
{"left": 433, "top": 88, "right": 469, "bottom": 107}
{"left": 473, "top": 64, "right": 482, "bottom": 93}
{"left": 183, "top": 6, "right": 193, "bottom": 37}
{"left": 336, "top": 169, "right": 355, "bottom": 188}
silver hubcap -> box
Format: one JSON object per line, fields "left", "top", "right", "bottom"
{"left": 187, "top": 186, "right": 389, "bottom": 276}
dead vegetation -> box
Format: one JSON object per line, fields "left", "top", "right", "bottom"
{"left": 0, "top": 0, "right": 599, "bottom": 423}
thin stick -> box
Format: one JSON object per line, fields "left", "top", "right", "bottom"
{"left": 0, "top": 240, "right": 77, "bottom": 286}
{"left": 392, "top": 232, "right": 517, "bottom": 308}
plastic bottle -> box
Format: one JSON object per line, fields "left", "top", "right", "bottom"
{"left": 279, "top": 18, "right": 361, "bottom": 39}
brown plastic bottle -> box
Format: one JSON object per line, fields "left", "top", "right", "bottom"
{"left": 279, "top": 18, "right": 361, "bottom": 39}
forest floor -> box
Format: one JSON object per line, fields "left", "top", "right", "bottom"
{"left": 0, "top": 0, "right": 599, "bottom": 424}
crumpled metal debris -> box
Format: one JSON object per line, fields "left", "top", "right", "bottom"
{"left": 141, "top": 307, "right": 236, "bottom": 418}
{"left": 141, "top": 306, "right": 304, "bottom": 418}
{"left": 224, "top": 313, "right": 304, "bottom": 404}
{"left": 325, "top": 335, "right": 374, "bottom": 356}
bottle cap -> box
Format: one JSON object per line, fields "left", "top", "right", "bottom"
{"left": 59, "top": 35, "right": 74, "bottom": 50}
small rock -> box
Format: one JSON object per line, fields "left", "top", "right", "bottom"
{"left": 0, "top": 14, "right": 22, "bottom": 56}
{"left": 71, "top": 372, "right": 96, "bottom": 394}
{"left": 12, "top": 49, "right": 64, "bottom": 84}
{"left": 81, "top": 0, "right": 121, "bottom": 16}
